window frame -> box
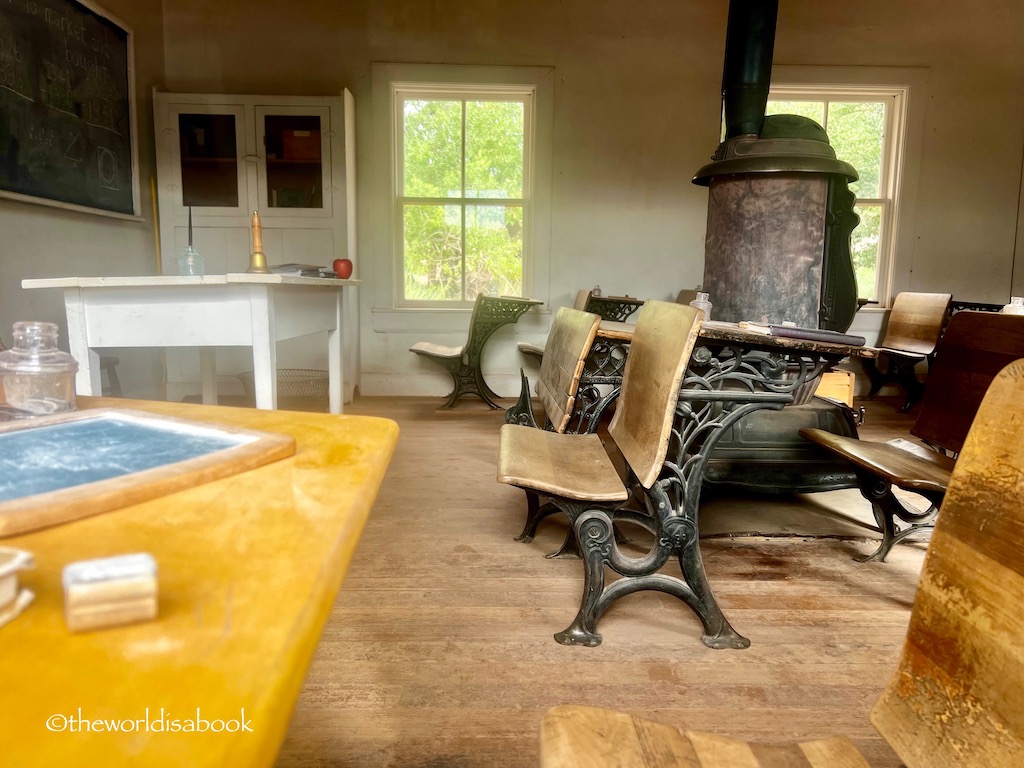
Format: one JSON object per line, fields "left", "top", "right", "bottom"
{"left": 395, "top": 83, "right": 533, "bottom": 308}
{"left": 370, "top": 63, "right": 554, "bottom": 332}
{"left": 767, "top": 83, "right": 905, "bottom": 305}
{"left": 768, "top": 66, "right": 927, "bottom": 311}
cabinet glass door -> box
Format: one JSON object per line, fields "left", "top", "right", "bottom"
{"left": 256, "top": 106, "right": 332, "bottom": 217}
{"left": 169, "top": 105, "right": 249, "bottom": 217}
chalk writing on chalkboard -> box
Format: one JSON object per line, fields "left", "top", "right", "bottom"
{"left": 0, "top": 0, "right": 138, "bottom": 216}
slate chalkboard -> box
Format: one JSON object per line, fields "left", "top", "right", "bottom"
{"left": 0, "top": 408, "right": 297, "bottom": 537}
{"left": 0, "top": 0, "right": 137, "bottom": 216}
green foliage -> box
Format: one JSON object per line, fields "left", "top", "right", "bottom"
{"left": 768, "top": 97, "right": 888, "bottom": 300}
{"left": 401, "top": 97, "right": 525, "bottom": 302}
{"left": 852, "top": 204, "right": 882, "bottom": 301}
{"left": 826, "top": 102, "right": 884, "bottom": 198}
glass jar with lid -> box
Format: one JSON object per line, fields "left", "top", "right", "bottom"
{"left": 0, "top": 321, "right": 79, "bottom": 418}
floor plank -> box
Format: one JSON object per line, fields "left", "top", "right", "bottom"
{"left": 275, "top": 396, "right": 922, "bottom": 767}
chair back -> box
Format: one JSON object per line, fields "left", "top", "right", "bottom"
{"left": 675, "top": 289, "right": 699, "bottom": 306}
{"left": 609, "top": 301, "right": 702, "bottom": 488}
{"left": 911, "top": 311, "right": 1024, "bottom": 454}
{"left": 871, "top": 359, "right": 1024, "bottom": 767}
{"left": 572, "top": 289, "right": 592, "bottom": 311}
{"left": 879, "top": 291, "right": 951, "bottom": 355}
{"left": 537, "top": 308, "right": 601, "bottom": 433}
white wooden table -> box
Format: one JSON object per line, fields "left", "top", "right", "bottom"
{"left": 21, "top": 274, "right": 358, "bottom": 414}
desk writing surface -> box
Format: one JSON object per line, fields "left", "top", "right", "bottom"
{"left": 21, "top": 274, "right": 361, "bottom": 289}
{"left": 0, "top": 397, "right": 398, "bottom": 767}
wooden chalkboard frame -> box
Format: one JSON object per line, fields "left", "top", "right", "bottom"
{"left": 0, "top": 0, "right": 141, "bottom": 220}
{"left": 0, "top": 408, "right": 296, "bottom": 537}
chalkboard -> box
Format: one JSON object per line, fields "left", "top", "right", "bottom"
{"left": 0, "top": 413, "right": 252, "bottom": 501}
{"left": 0, "top": 408, "right": 296, "bottom": 537}
{"left": 0, "top": 0, "right": 138, "bottom": 216}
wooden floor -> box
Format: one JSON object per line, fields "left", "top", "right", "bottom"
{"left": 275, "top": 396, "right": 924, "bottom": 767}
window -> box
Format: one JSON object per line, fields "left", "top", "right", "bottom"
{"left": 395, "top": 85, "right": 531, "bottom": 305}
{"left": 767, "top": 85, "right": 907, "bottom": 303}
{"left": 371, "top": 64, "right": 553, "bottom": 325}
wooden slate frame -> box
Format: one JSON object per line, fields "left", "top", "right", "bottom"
{"left": 0, "top": 408, "right": 295, "bottom": 537}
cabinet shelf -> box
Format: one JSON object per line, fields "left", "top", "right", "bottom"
{"left": 181, "top": 157, "right": 237, "bottom": 164}
{"left": 266, "top": 157, "right": 321, "bottom": 165}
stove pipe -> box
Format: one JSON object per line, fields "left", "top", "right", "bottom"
{"left": 694, "top": 0, "right": 860, "bottom": 331}
{"left": 721, "top": 0, "right": 778, "bottom": 140}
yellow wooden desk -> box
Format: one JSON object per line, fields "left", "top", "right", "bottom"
{"left": 0, "top": 397, "right": 398, "bottom": 766}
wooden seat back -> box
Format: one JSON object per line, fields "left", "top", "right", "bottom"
{"left": 675, "top": 288, "right": 699, "bottom": 306}
{"left": 878, "top": 291, "right": 951, "bottom": 356}
{"left": 609, "top": 301, "right": 703, "bottom": 489}
{"left": 871, "top": 359, "right": 1024, "bottom": 767}
{"left": 536, "top": 308, "right": 602, "bottom": 433}
{"left": 572, "top": 289, "right": 592, "bottom": 311}
{"left": 911, "top": 311, "right": 1024, "bottom": 454}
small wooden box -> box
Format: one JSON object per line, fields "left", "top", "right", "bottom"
{"left": 815, "top": 369, "right": 856, "bottom": 407}
{"left": 63, "top": 553, "right": 158, "bottom": 632}
{"left": 281, "top": 129, "right": 320, "bottom": 160}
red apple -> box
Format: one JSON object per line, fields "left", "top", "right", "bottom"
{"left": 333, "top": 258, "right": 353, "bottom": 279}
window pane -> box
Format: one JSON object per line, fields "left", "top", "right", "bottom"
{"left": 465, "top": 205, "right": 523, "bottom": 299}
{"left": 264, "top": 114, "right": 323, "bottom": 208}
{"left": 403, "top": 100, "right": 462, "bottom": 198}
{"left": 851, "top": 204, "right": 882, "bottom": 301}
{"left": 178, "top": 113, "right": 238, "bottom": 207}
{"left": 404, "top": 204, "right": 463, "bottom": 301}
{"left": 465, "top": 101, "right": 524, "bottom": 199}
{"left": 826, "top": 102, "right": 885, "bottom": 198}
{"left": 765, "top": 100, "right": 825, "bottom": 125}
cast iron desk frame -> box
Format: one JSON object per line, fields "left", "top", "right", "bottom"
{"left": 412, "top": 295, "right": 542, "bottom": 410}
{"left": 544, "top": 324, "right": 874, "bottom": 649}
{"left": 584, "top": 295, "right": 643, "bottom": 322}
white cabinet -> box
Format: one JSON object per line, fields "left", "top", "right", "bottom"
{"left": 153, "top": 91, "right": 358, "bottom": 402}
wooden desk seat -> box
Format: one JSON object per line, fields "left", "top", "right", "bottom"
{"left": 506, "top": 307, "right": 602, "bottom": 434}
{"left": 498, "top": 427, "right": 628, "bottom": 502}
{"left": 505, "top": 307, "right": 603, "bottom": 542}
{"left": 864, "top": 291, "right": 951, "bottom": 411}
{"left": 498, "top": 301, "right": 705, "bottom": 646}
{"left": 542, "top": 706, "right": 866, "bottom": 768}
{"left": 542, "top": 360, "right": 1024, "bottom": 768}
{"left": 802, "top": 310, "right": 1024, "bottom": 561}
{"left": 518, "top": 290, "right": 638, "bottom": 365}
{"left": 411, "top": 293, "right": 541, "bottom": 409}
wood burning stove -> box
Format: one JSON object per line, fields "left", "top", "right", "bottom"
{"left": 694, "top": 0, "right": 864, "bottom": 494}
{"left": 693, "top": 0, "right": 860, "bottom": 332}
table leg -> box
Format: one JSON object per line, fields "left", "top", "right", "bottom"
{"left": 63, "top": 288, "right": 102, "bottom": 396}
{"left": 250, "top": 286, "right": 278, "bottom": 410}
{"left": 199, "top": 348, "right": 218, "bottom": 405}
{"left": 328, "top": 289, "right": 344, "bottom": 414}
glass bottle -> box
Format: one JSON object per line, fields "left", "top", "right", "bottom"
{"left": 177, "top": 245, "right": 205, "bottom": 276}
{"left": 0, "top": 322, "right": 79, "bottom": 418}
{"left": 689, "top": 291, "right": 713, "bottom": 320}
{"left": 1002, "top": 296, "right": 1024, "bottom": 315}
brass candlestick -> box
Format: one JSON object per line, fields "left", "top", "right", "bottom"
{"left": 245, "top": 210, "right": 271, "bottom": 274}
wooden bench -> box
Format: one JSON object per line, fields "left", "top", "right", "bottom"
{"left": 505, "top": 307, "right": 601, "bottom": 434}
{"left": 802, "top": 310, "right": 1024, "bottom": 561}
{"left": 498, "top": 301, "right": 706, "bottom": 646}
{"left": 410, "top": 293, "right": 541, "bottom": 409}
{"left": 541, "top": 360, "right": 1024, "bottom": 767}
{"left": 863, "top": 290, "right": 951, "bottom": 411}
{"left": 504, "top": 307, "right": 602, "bottom": 543}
